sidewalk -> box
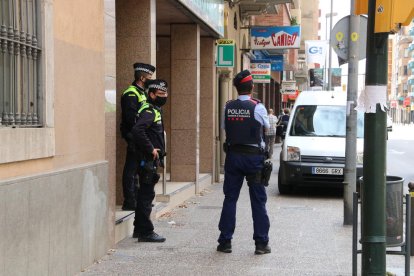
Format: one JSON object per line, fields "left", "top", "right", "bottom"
{"left": 82, "top": 145, "right": 412, "bottom": 276}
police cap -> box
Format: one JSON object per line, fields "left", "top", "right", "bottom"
{"left": 148, "top": 79, "right": 168, "bottom": 93}
{"left": 233, "top": 70, "right": 253, "bottom": 94}
{"left": 133, "top": 63, "right": 156, "bottom": 75}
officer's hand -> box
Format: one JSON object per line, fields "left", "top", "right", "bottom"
{"left": 152, "top": 148, "right": 160, "bottom": 160}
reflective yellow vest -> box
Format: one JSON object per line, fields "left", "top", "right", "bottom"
{"left": 122, "top": 85, "right": 146, "bottom": 104}
{"left": 138, "top": 103, "right": 161, "bottom": 123}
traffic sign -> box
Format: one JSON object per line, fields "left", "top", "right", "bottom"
{"left": 216, "top": 39, "right": 234, "bottom": 67}
{"left": 330, "top": 15, "right": 368, "bottom": 63}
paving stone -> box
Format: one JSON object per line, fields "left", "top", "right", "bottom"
{"left": 82, "top": 145, "right": 414, "bottom": 276}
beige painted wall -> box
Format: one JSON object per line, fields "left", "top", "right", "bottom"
{"left": 0, "top": 1, "right": 111, "bottom": 274}
{"left": 0, "top": 0, "right": 106, "bottom": 180}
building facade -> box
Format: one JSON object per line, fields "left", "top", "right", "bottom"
{"left": 389, "top": 21, "right": 414, "bottom": 123}
{"left": 0, "top": 0, "right": 110, "bottom": 274}
{"left": 0, "top": 0, "right": 316, "bottom": 274}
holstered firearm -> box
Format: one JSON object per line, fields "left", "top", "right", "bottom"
{"left": 139, "top": 151, "right": 163, "bottom": 186}
{"left": 261, "top": 160, "right": 273, "bottom": 187}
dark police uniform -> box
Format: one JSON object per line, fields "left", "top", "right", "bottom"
{"left": 217, "top": 70, "right": 271, "bottom": 254}
{"left": 131, "top": 80, "right": 167, "bottom": 242}
{"left": 120, "top": 63, "right": 155, "bottom": 210}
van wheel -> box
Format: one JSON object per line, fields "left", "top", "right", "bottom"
{"left": 278, "top": 168, "right": 292, "bottom": 195}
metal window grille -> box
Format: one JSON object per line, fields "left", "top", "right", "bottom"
{"left": 0, "top": 0, "right": 41, "bottom": 127}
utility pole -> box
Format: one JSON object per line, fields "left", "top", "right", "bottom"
{"left": 343, "top": 0, "right": 360, "bottom": 225}
{"left": 361, "top": 0, "right": 388, "bottom": 274}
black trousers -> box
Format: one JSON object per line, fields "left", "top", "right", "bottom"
{"left": 122, "top": 147, "right": 138, "bottom": 206}
{"left": 133, "top": 162, "right": 160, "bottom": 236}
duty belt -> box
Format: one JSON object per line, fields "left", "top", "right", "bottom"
{"left": 227, "top": 144, "right": 264, "bottom": 155}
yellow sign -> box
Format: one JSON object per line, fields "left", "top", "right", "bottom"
{"left": 351, "top": 32, "right": 359, "bottom": 41}
{"left": 217, "top": 39, "right": 234, "bottom": 45}
{"left": 336, "top": 32, "right": 344, "bottom": 42}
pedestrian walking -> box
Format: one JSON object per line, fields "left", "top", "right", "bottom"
{"left": 217, "top": 70, "right": 271, "bottom": 255}
{"left": 264, "top": 109, "right": 277, "bottom": 158}
{"left": 131, "top": 79, "right": 168, "bottom": 243}
{"left": 120, "top": 62, "right": 155, "bottom": 211}
{"left": 275, "top": 108, "right": 290, "bottom": 143}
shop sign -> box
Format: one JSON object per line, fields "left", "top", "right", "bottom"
{"left": 216, "top": 39, "right": 234, "bottom": 67}
{"left": 281, "top": 81, "right": 297, "bottom": 94}
{"left": 288, "top": 91, "right": 299, "bottom": 100}
{"left": 250, "top": 63, "right": 271, "bottom": 83}
{"left": 251, "top": 26, "right": 301, "bottom": 50}
{"left": 403, "top": 97, "right": 411, "bottom": 107}
{"left": 271, "top": 59, "right": 283, "bottom": 71}
{"left": 252, "top": 51, "right": 284, "bottom": 71}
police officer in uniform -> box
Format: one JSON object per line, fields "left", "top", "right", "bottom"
{"left": 131, "top": 79, "right": 168, "bottom": 242}
{"left": 120, "top": 63, "right": 155, "bottom": 210}
{"left": 217, "top": 70, "right": 271, "bottom": 254}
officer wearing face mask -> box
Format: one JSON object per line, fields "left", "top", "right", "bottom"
{"left": 120, "top": 62, "right": 156, "bottom": 211}
{"left": 130, "top": 79, "right": 168, "bottom": 242}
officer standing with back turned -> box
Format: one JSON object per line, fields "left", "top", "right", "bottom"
{"left": 217, "top": 70, "right": 271, "bottom": 255}
{"left": 120, "top": 63, "right": 155, "bottom": 211}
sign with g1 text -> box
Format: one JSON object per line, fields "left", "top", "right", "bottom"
{"left": 251, "top": 26, "right": 301, "bottom": 50}
{"left": 305, "top": 40, "right": 328, "bottom": 65}
{"left": 216, "top": 39, "right": 234, "bottom": 67}
{"left": 250, "top": 63, "right": 271, "bottom": 83}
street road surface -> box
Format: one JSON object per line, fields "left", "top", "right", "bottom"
{"left": 387, "top": 124, "right": 414, "bottom": 194}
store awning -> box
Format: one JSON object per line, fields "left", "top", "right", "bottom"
{"left": 239, "top": 0, "right": 294, "bottom": 18}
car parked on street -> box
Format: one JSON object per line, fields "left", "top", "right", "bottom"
{"left": 278, "top": 91, "right": 364, "bottom": 194}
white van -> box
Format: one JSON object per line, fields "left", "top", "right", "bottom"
{"left": 278, "top": 91, "right": 364, "bottom": 194}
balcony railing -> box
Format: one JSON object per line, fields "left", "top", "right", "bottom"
{"left": 409, "top": 59, "right": 414, "bottom": 69}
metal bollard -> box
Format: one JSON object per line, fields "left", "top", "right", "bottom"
{"left": 409, "top": 182, "right": 414, "bottom": 256}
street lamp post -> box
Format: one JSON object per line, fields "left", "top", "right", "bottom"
{"left": 325, "top": 8, "right": 337, "bottom": 91}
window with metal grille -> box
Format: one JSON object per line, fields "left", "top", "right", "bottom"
{"left": 0, "top": 0, "right": 41, "bottom": 127}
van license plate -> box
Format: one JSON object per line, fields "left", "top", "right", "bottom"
{"left": 312, "top": 167, "right": 343, "bottom": 175}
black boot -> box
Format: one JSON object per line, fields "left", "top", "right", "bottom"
{"left": 138, "top": 232, "right": 166, "bottom": 243}
{"left": 255, "top": 243, "right": 271, "bottom": 255}
{"left": 217, "top": 241, "right": 232, "bottom": 253}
